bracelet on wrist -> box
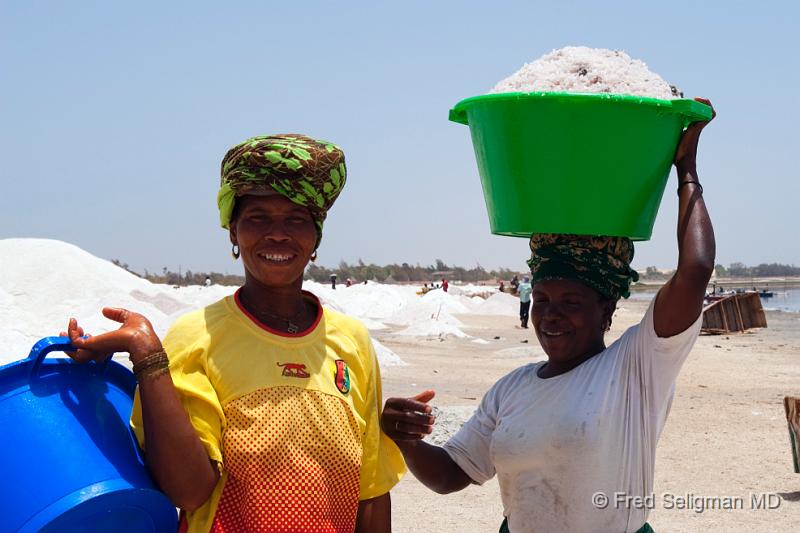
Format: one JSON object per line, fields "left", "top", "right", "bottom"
{"left": 677, "top": 180, "right": 703, "bottom": 194}
{"left": 132, "top": 350, "right": 169, "bottom": 381}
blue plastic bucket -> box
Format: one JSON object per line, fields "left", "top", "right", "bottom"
{"left": 0, "top": 337, "right": 177, "bottom": 532}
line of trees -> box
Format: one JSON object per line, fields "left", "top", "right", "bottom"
{"left": 112, "top": 258, "right": 522, "bottom": 286}
{"left": 638, "top": 266, "right": 673, "bottom": 281}
{"left": 714, "top": 262, "right": 800, "bottom": 278}
{"left": 111, "top": 258, "right": 800, "bottom": 287}
{"left": 305, "top": 259, "right": 520, "bottom": 284}
{"left": 111, "top": 259, "right": 245, "bottom": 286}
{"left": 639, "top": 262, "right": 800, "bottom": 281}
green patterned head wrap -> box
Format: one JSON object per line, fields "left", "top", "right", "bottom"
{"left": 526, "top": 234, "right": 640, "bottom": 300}
{"left": 217, "top": 134, "right": 347, "bottom": 247}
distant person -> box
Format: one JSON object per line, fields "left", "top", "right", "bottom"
{"left": 510, "top": 275, "right": 519, "bottom": 294}
{"left": 442, "top": 279, "right": 449, "bottom": 292}
{"left": 517, "top": 275, "right": 532, "bottom": 328}
{"left": 204, "top": 276, "right": 211, "bottom": 287}
{"left": 60, "top": 134, "right": 403, "bottom": 532}
{"left": 331, "top": 273, "right": 337, "bottom": 290}
{"left": 346, "top": 278, "right": 353, "bottom": 287}
{"left": 499, "top": 281, "right": 505, "bottom": 293}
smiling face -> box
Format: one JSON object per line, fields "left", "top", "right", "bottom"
{"left": 531, "top": 278, "right": 615, "bottom": 364}
{"left": 229, "top": 194, "right": 317, "bottom": 289}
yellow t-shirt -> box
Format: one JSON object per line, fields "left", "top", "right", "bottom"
{"left": 130, "top": 290, "right": 406, "bottom": 533}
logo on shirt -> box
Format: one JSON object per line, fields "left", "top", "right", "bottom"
{"left": 277, "top": 362, "right": 310, "bottom": 378}
{"left": 334, "top": 360, "right": 350, "bottom": 394}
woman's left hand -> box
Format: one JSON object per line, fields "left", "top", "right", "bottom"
{"left": 61, "top": 308, "right": 163, "bottom": 364}
{"left": 59, "top": 320, "right": 114, "bottom": 363}
{"left": 674, "top": 98, "right": 716, "bottom": 171}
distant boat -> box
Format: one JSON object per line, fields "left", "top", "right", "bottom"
{"left": 702, "top": 292, "right": 767, "bottom": 334}
{"left": 705, "top": 289, "right": 735, "bottom": 303}
{"left": 729, "top": 288, "right": 775, "bottom": 298}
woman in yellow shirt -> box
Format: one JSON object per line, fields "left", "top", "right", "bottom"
{"left": 64, "top": 134, "right": 405, "bottom": 533}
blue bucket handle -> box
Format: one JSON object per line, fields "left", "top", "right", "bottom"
{"left": 27, "top": 336, "right": 111, "bottom": 378}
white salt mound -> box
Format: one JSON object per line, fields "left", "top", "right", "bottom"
{"left": 473, "top": 291, "right": 519, "bottom": 316}
{"left": 446, "top": 284, "right": 496, "bottom": 297}
{"left": 394, "top": 321, "right": 469, "bottom": 339}
{"left": 386, "top": 290, "right": 470, "bottom": 338}
{"left": 355, "top": 317, "right": 388, "bottom": 331}
{"left": 0, "top": 239, "right": 406, "bottom": 369}
{"left": 386, "top": 298, "right": 465, "bottom": 328}
{"left": 491, "top": 46, "right": 681, "bottom": 100}
{"left": 426, "top": 406, "right": 476, "bottom": 446}
{"left": 419, "top": 290, "right": 471, "bottom": 315}
{"left": 0, "top": 239, "right": 191, "bottom": 363}
{"left": 371, "top": 338, "right": 407, "bottom": 368}
{"left": 307, "top": 280, "right": 414, "bottom": 321}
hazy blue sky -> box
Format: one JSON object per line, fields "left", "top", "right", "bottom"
{"left": 2, "top": 1, "right": 797, "bottom": 275}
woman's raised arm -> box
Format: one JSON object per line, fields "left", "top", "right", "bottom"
{"left": 654, "top": 98, "right": 717, "bottom": 337}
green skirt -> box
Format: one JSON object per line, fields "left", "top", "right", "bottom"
{"left": 499, "top": 518, "right": 654, "bottom": 532}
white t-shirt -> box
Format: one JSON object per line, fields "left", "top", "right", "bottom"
{"left": 443, "top": 298, "right": 701, "bottom": 533}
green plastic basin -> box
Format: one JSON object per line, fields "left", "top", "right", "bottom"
{"left": 449, "top": 92, "right": 712, "bottom": 240}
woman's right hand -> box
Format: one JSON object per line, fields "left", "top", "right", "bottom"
{"left": 381, "top": 390, "right": 474, "bottom": 494}
{"left": 381, "top": 390, "right": 437, "bottom": 442}
{"left": 63, "top": 308, "right": 163, "bottom": 364}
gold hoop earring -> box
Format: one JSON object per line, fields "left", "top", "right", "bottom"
{"left": 231, "top": 244, "right": 240, "bottom": 260}
{"left": 310, "top": 250, "right": 317, "bottom": 263}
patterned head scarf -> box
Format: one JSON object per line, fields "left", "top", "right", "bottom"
{"left": 527, "top": 234, "right": 640, "bottom": 300}
{"left": 217, "top": 134, "right": 347, "bottom": 247}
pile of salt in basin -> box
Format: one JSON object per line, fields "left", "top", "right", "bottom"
{"left": 490, "top": 46, "right": 683, "bottom": 99}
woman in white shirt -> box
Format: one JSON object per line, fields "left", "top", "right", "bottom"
{"left": 381, "top": 99, "right": 716, "bottom": 533}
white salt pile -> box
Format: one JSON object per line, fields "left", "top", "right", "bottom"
{"left": 472, "top": 291, "right": 519, "bottom": 316}
{"left": 446, "top": 284, "right": 496, "bottom": 297}
{"left": 426, "top": 406, "right": 476, "bottom": 446}
{"left": 393, "top": 321, "right": 470, "bottom": 339}
{"left": 305, "top": 282, "right": 493, "bottom": 339}
{"left": 419, "top": 289, "right": 472, "bottom": 315}
{"left": 491, "top": 46, "right": 681, "bottom": 100}
{"left": 385, "top": 290, "right": 469, "bottom": 339}
{"left": 386, "top": 295, "right": 465, "bottom": 327}
{"left": 310, "top": 281, "right": 415, "bottom": 322}
{"left": 0, "top": 239, "right": 406, "bottom": 369}
{"left": 372, "top": 338, "right": 407, "bottom": 367}
{"left": 1, "top": 239, "right": 513, "bottom": 355}
{"left": 0, "top": 239, "right": 198, "bottom": 362}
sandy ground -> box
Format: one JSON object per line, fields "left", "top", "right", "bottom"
{"left": 376, "top": 300, "right": 800, "bottom": 532}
